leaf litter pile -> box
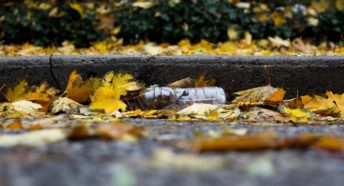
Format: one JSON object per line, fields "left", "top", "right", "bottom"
{"left": 1, "top": 38, "right": 344, "bottom": 56}
{"left": 0, "top": 71, "right": 344, "bottom": 156}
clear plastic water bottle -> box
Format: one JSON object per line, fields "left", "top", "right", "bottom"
{"left": 142, "top": 86, "right": 226, "bottom": 109}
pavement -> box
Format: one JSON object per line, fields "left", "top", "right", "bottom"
{"left": 1, "top": 55, "right": 344, "bottom": 186}
{"left": 1, "top": 120, "right": 344, "bottom": 186}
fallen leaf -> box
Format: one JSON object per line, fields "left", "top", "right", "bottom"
{"left": 311, "top": 0, "right": 330, "bottom": 13}
{"left": 143, "top": 43, "right": 162, "bottom": 55}
{"left": 68, "top": 124, "right": 95, "bottom": 139}
{"left": 23, "top": 115, "right": 66, "bottom": 129}
{"left": 177, "top": 103, "right": 219, "bottom": 116}
{"left": 11, "top": 100, "right": 43, "bottom": 116}
{"left": 64, "top": 71, "right": 99, "bottom": 104}
{"left": 51, "top": 97, "right": 82, "bottom": 114}
{"left": 132, "top": 2, "right": 154, "bottom": 9}
{"left": 6, "top": 80, "right": 58, "bottom": 111}
{"left": 25, "top": 83, "right": 58, "bottom": 111}
{"left": 227, "top": 26, "right": 239, "bottom": 40}
{"left": 232, "top": 85, "right": 285, "bottom": 105}
{"left": 285, "top": 95, "right": 312, "bottom": 109}
{"left": 90, "top": 86, "right": 127, "bottom": 113}
{"left": 271, "top": 11, "right": 286, "bottom": 26}
{"left": 195, "top": 73, "right": 217, "bottom": 87}
{"left": 168, "top": 77, "right": 194, "bottom": 88}
{"left": 96, "top": 122, "right": 143, "bottom": 143}
{"left": 48, "top": 6, "right": 64, "bottom": 17}
{"left": 187, "top": 131, "right": 280, "bottom": 152}
{"left": 337, "top": 0, "right": 344, "bottom": 10}
{"left": 150, "top": 148, "right": 225, "bottom": 171}
{"left": 244, "top": 107, "right": 282, "bottom": 121}
{"left": 292, "top": 39, "right": 317, "bottom": 54}
{"left": 268, "top": 36, "right": 290, "bottom": 48}
{"left": 90, "top": 72, "right": 135, "bottom": 113}
{"left": 265, "top": 88, "right": 286, "bottom": 103}
{"left": 303, "top": 91, "right": 344, "bottom": 118}
{"left": 0, "top": 129, "right": 66, "bottom": 147}
{"left": 327, "top": 91, "right": 344, "bottom": 118}
{"left": 70, "top": 2, "right": 86, "bottom": 17}
{"left": 2, "top": 120, "right": 22, "bottom": 130}
{"left": 5, "top": 80, "right": 27, "bottom": 102}
{"left": 182, "top": 131, "right": 344, "bottom": 152}
{"left": 123, "top": 109, "right": 143, "bottom": 118}
{"left": 311, "top": 135, "right": 344, "bottom": 151}
{"left": 96, "top": 14, "right": 115, "bottom": 34}
{"left": 281, "top": 107, "right": 311, "bottom": 123}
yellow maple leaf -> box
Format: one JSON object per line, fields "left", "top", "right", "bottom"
{"left": 90, "top": 72, "right": 135, "bottom": 113}
{"left": 90, "top": 86, "right": 127, "bottom": 113}
{"left": 283, "top": 107, "right": 310, "bottom": 123}
{"left": 303, "top": 95, "right": 334, "bottom": 112}
{"left": 6, "top": 80, "right": 58, "bottom": 102}
{"left": 64, "top": 71, "right": 99, "bottom": 104}
{"left": 25, "top": 83, "right": 57, "bottom": 102}
{"left": 26, "top": 83, "right": 58, "bottom": 112}
{"left": 5, "top": 80, "right": 58, "bottom": 112}
{"left": 6, "top": 80, "right": 27, "bottom": 102}
{"left": 303, "top": 91, "right": 344, "bottom": 118}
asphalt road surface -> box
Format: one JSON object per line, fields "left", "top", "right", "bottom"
{"left": 1, "top": 119, "right": 344, "bottom": 186}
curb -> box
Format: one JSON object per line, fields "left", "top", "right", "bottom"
{"left": 1, "top": 55, "right": 344, "bottom": 100}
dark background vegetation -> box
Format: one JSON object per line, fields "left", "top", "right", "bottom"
{"left": 0, "top": 0, "right": 343, "bottom": 47}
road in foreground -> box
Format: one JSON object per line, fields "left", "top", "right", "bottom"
{"left": 1, "top": 119, "right": 344, "bottom": 186}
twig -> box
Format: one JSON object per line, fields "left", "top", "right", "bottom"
{"left": 0, "top": 84, "right": 7, "bottom": 100}
{"left": 263, "top": 65, "right": 272, "bottom": 85}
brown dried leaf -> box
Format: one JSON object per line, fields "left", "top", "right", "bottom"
{"left": 168, "top": 77, "right": 194, "bottom": 88}
{"left": 95, "top": 122, "right": 143, "bottom": 142}
{"left": 302, "top": 91, "right": 344, "bottom": 118}
{"left": 182, "top": 131, "right": 344, "bottom": 152}
{"left": 2, "top": 120, "right": 22, "bottom": 130}
{"left": 23, "top": 115, "right": 66, "bottom": 130}
{"left": 188, "top": 131, "right": 280, "bottom": 152}
{"left": 232, "top": 85, "right": 285, "bottom": 105}
{"left": 311, "top": 135, "right": 344, "bottom": 151}
{"left": 68, "top": 124, "right": 95, "bottom": 139}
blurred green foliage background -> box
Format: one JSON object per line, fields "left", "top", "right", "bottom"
{"left": 0, "top": 0, "right": 343, "bottom": 47}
